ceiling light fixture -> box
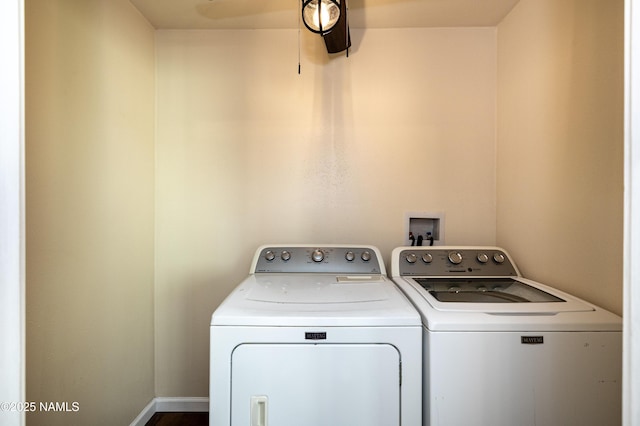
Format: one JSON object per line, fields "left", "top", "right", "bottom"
{"left": 301, "top": 0, "right": 341, "bottom": 35}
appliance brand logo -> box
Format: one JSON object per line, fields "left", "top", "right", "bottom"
{"left": 521, "top": 336, "right": 544, "bottom": 344}
{"left": 305, "top": 332, "right": 327, "bottom": 340}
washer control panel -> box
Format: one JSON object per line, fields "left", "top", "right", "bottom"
{"left": 395, "top": 247, "right": 519, "bottom": 277}
{"left": 253, "top": 245, "right": 384, "bottom": 274}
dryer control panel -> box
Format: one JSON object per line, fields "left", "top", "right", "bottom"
{"left": 394, "top": 246, "right": 519, "bottom": 277}
{"left": 252, "top": 245, "right": 384, "bottom": 275}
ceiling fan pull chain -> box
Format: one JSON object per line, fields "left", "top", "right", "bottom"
{"left": 298, "top": 0, "right": 302, "bottom": 74}
{"left": 345, "top": 0, "right": 349, "bottom": 57}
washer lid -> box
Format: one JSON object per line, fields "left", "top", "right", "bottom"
{"left": 408, "top": 276, "right": 595, "bottom": 314}
{"left": 418, "top": 278, "right": 565, "bottom": 304}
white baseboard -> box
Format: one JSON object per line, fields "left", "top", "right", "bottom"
{"left": 129, "top": 397, "right": 209, "bottom": 426}
{"left": 129, "top": 399, "right": 155, "bottom": 426}
{"left": 154, "top": 396, "right": 209, "bottom": 412}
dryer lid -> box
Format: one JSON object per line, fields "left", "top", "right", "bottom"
{"left": 246, "top": 274, "right": 389, "bottom": 304}
{"left": 212, "top": 273, "right": 422, "bottom": 327}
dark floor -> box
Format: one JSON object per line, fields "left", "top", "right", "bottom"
{"left": 145, "top": 412, "right": 208, "bottom": 426}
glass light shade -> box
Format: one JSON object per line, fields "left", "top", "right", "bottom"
{"left": 302, "top": 0, "right": 340, "bottom": 34}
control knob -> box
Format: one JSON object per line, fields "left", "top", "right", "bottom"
{"left": 448, "top": 251, "right": 463, "bottom": 264}
{"left": 361, "top": 251, "right": 371, "bottom": 262}
{"left": 493, "top": 253, "right": 506, "bottom": 264}
{"left": 281, "top": 251, "right": 291, "bottom": 261}
{"left": 422, "top": 253, "right": 433, "bottom": 263}
{"left": 312, "top": 249, "right": 325, "bottom": 263}
{"left": 477, "top": 253, "right": 489, "bottom": 263}
{"left": 345, "top": 251, "right": 355, "bottom": 261}
{"left": 405, "top": 253, "right": 417, "bottom": 264}
{"left": 264, "top": 250, "right": 275, "bottom": 261}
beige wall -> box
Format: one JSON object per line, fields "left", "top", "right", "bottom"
{"left": 155, "top": 27, "right": 498, "bottom": 396}
{"left": 496, "top": 0, "right": 624, "bottom": 315}
{"left": 25, "top": 0, "right": 156, "bottom": 424}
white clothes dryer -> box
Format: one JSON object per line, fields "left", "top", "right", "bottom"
{"left": 210, "top": 245, "right": 422, "bottom": 426}
{"left": 390, "top": 246, "right": 622, "bottom": 426}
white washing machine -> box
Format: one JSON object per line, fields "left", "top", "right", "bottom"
{"left": 210, "top": 244, "right": 422, "bottom": 426}
{"left": 390, "top": 246, "right": 622, "bottom": 426}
